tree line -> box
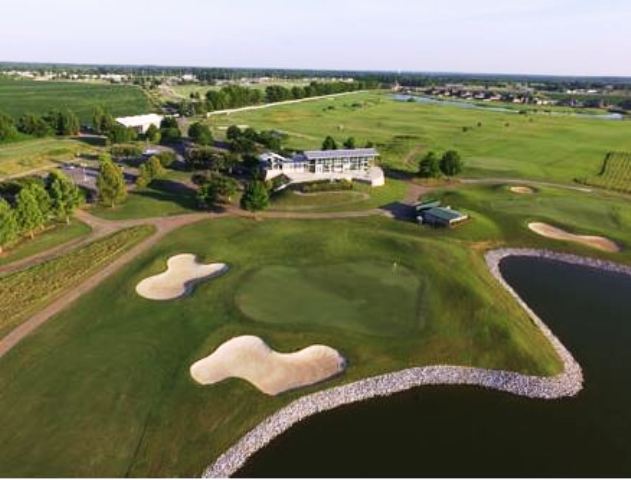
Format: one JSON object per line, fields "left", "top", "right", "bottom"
{"left": 0, "top": 171, "right": 82, "bottom": 253}
{"left": 176, "top": 80, "right": 373, "bottom": 116}
{"left": 0, "top": 110, "right": 80, "bottom": 142}
{"left": 418, "top": 150, "right": 464, "bottom": 178}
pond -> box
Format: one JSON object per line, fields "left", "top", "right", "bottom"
{"left": 236, "top": 256, "right": 631, "bottom": 477}
{"left": 393, "top": 94, "right": 625, "bottom": 120}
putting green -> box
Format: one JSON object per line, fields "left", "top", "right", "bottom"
{"left": 236, "top": 261, "right": 427, "bottom": 336}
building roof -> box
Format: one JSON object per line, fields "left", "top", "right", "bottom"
{"left": 302, "top": 148, "right": 379, "bottom": 160}
{"left": 115, "top": 113, "right": 163, "bottom": 128}
{"left": 424, "top": 206, "right": 468, "bottom": 222}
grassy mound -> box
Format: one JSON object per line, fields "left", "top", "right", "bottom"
{"left": 237, "top": 261, "right": 425, "bottom": 336}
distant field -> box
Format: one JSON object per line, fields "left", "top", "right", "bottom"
{"left": 209, "top": 92, "right": 631, "bottom": 184}
{"left": 0, "top": 137, "right": 101, "bottom": 178}
{"left": 584, "top": 151, "right": 631, "bottom": 194}
{"left": 0, "top": 79, "right": 152, "bottom": 123}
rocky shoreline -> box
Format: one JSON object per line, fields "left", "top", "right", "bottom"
{"left": 203, "top": 248, "right": 630, "bottom": 478}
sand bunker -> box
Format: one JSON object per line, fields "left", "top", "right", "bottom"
{"left": 190, "top": 335, "right": 346, "bottom": 395}
{"left": 136, "top": 254, "right": 228, "bottom": 300}
{"left": 528, "top": 222, "right": 620, "bottom": 253}
{"left": 510, "top": 185, "right": 535, "bottom": 194}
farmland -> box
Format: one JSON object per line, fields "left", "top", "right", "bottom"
{"left": 0, "top": 78, "right": 152, "bottom": 123}
{"left": 208, "top": 91, "right": 631, "bottom": 184}
{"left": 584, "top": 151, "right": 631, "bottom": 193}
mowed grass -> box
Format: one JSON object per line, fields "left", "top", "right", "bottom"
{"left": 0, "top": 225, "right": 154, "bottom": 338}
{"left": 91, "top": 177, "right": 198, "bottom": 220}
{"left": 208, "top": 91, "right": 631, "bottom": 184}
{"left": 0, "top": 78, "right": 152, "bottom": 123}
{"left": 0, "top": 219, "right": 91, "bottom": 267}
{"left": 0, "top": 137, "right": 100, "bottom": 177}
{"left": 584, "top": 151, "right": 631, "bottom": 194}
{"left": 0, "top": 214, "right": 565, "bottom": 477}
{"left": 269, "top": 179, "right": 407, "bottom": 212}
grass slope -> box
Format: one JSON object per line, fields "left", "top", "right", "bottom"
{"left": 0, "top": 137, "right": 100, "bottom": 178}
{"left": 0, "top": 219, "right": 91, "bottom": 267}
{"left": 0, "top": 78, "right": 152, "bottom": 123}
{"left": 0, "top": 225, "right": 154, "bottom": 338}
{"left": 208, "top": 91, "right": 631, "bottom": 183}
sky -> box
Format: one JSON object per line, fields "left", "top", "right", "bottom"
{"left": 1, "top": 0, "right": 630, "bottom": 76}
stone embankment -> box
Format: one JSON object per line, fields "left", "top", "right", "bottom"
{"left": 203, "top": 248, "right": 631, "bottom": 478}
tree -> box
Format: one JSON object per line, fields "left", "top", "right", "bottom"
{"left": 226, "top": 125, "right": 242, "bottom": 141}
{"left": 418, "top": 151, "right": 441, "bottom": 178}
{"left": 146, "top": 156, "right": 166, "bottom": 178}
{"left": 0, "top": 112, "right": 18, "bottom": 142}
{"left": 0, "top": 198, "right": 18, "bottom": 253}
{"left": 135, "top": 164, "right": 151, "bottom": 188}
{"left": 15, "top": 188, "right": 44, "bottom": 239}
{"left": 47, "top": 171, "right": 81, "bottom": 223}
{"left": 197, "top": 174, "right": 238, "bottom": 208}
{"left": 27, "top": 182, "right": 52, "bottom": 219}
{"left": 145, "top": 124, "right": 161, "bottom": 143}
{"left": 322, "top": 135, "right": 338, "bottom": 150}
{"left": 439, "top": 150, "right": 464, "bottom": 176}
{"left": 343, "top": 137, "right": 356, "bottom": 149}
{"left": 17, "top": 114, "right": 53, "bottom": 137}
{"left": 156, "top": 150, "right": 176, "bottom": 168}
{"left": 107, "top": 124, "right": 137, "bottom": 144}
{"left": 92, "top": 106, "right": 115, "bottom": 134}
{"left": 97, "top": 157, "right": 127, "bottom": 207}
{"left": 240, "top": 180, "right": 269, "bottom": 212}
{"left": 188, "top": 122, "right": 213, "bottom": 145}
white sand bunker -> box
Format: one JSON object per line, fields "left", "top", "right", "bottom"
{"left": 528, "top": 222, "right": 620, "bottom": 253}
{"left": 510, "top": 185, "right": 535, "bottom": 194}
{"left": 136, "top": 254, "right": 228, "bottom": 300}
{"left": 190, "top": 335, "right": 346, "bottom": 395}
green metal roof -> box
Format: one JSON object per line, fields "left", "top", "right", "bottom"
{"left": 424, "top": 207, "right": 467, "bottom": 222}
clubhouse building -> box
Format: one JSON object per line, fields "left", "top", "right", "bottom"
{"left": 260, "top": 148, "right": 385, "bottom": 187}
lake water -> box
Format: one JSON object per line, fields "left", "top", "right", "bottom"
{"left": 393, "top": 94, "right": 625, "bottom": 120}
{"left": 236, "top": 256, "right": 631, "bottom": 477}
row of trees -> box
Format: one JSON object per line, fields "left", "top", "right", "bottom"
{"left": 196, "top": 174, "right": 269, "bottom": 213}
{"left": 0, "top": 109, "right": 80, "bottom": 142}
{"left": 0, "top": 172, "right": 81, "bottom": 253}
{"left": 176, "top": 81, "right": 372, "bottom": 117}
{"left": 321, "top": 135, "right": 367, "bottom": 150}
{"left": 418, "top": 150, "right": 464, "bottom": 178}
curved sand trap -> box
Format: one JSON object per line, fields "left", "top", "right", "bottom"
{"left": 190, "top": 335, "right": 346, "bottom": 395}
{"left": 528, "top": 222, "right": 620, "bottom": 252}
{"left": 136, "top": 254, "right": 228, "bottom": 300}
{"left": 510, "top": 185, "right": 535, "bottom": 194}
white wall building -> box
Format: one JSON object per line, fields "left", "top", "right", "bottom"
{"left": 260, "top": 148, "right": 385, "bottom": 187}
{"left": 115, "top": 113, "right": 164, "bottom": 134}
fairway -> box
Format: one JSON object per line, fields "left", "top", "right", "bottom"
{"left": 0, "top": 212, "right": 569, "bottom": 477}
{"left": 237, "top": 261, "right": 425, "bottom": 336}
{"left": 0, "top": 78, "right": 152, "bottom": 123}
{"left": 209, "top": 91, "right": 631, "bottom": 184}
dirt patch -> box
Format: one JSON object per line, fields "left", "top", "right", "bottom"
{"left": 528, "top": 222, "right": 620, "bottom": 253}
{"left": 190, "top": 335, "right": 346, "bottom": 395}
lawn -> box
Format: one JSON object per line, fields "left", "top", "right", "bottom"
{"left": 0, "top": 78, "right": 152, "bottom": 123}
{"left": 91, "top": 176, "right": 198, "bottom": 220}
{"left": 0, "top": 219, "right": 91, "bottom": 267}
{"left": 0, "top": 211, "right": 569, "bottom": 477}
{"left": 207, "top": 91, "right": 631, "bottom": 184}
{"left": 0, "top": 137, "right": 101, "bottom": 178}
{"left": 0, "top": 225, "right": 154, "bottom": 338}
{"left": 268, "top": 179, "right": 407, "bottom": 212}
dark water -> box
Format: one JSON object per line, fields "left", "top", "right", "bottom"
{"left": 236, "top": 257, "right": 631, "bottom": 477}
